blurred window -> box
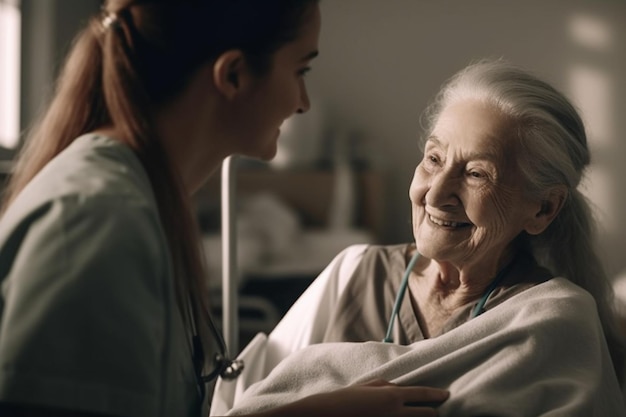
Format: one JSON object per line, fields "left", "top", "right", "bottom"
{"left": 568, "top": 12, "right": 615, "bottom": 230}
{"left": 0, "top": 0, "right": 21, "bottom": 150}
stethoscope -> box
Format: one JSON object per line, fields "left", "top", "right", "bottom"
{"left": 189, "top": 299, "right": 244, "bottom": 399}
{"left": 382, "top": 250, "right": 514, "bottom": 343}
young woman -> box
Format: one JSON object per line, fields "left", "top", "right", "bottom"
{"left": 0, "top": 1, "right": 447, "bottom": 416}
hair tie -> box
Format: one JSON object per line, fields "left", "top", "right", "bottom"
{"left": 101, "top": 11, "right": 121, "bottom": 32}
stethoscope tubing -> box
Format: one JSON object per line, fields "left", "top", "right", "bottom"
{"left": 383, "top": 249, "right": 515, "bottom": 344}
{"left": 383, "top": 250, "right": 421, "bottom": 343}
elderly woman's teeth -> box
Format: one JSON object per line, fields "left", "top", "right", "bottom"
{"left": 429, "top": 215, "right": 464, "bottom": 227}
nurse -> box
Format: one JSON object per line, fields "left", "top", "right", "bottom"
{"left": 0, "top": 1, "right": 447, "bottom": 416}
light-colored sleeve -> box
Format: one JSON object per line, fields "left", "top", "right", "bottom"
{"left": 0, "top": 194, "right": 168, "bottom": 417}
{"left": 263, "top": 243, "right": 369, "bottom": 369}
{"left": 209, "top": 244, "right": 368, "bottom": 416}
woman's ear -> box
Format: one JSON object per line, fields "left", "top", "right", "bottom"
{"left": 212, "top": 50, "right": 248, "bottom": 100}
{"left": 524, "top": 185, "right": 568, "bottom": 235}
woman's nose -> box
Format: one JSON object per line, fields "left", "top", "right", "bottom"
{"left": 296, "top": 83, "right": 311, "bottom": 114}
{"left": 426, "top": 169, "right": 461, "bottom": 208}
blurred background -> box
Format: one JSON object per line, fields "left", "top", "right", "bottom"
{"left": 1, "top": 0, "right": 625, "bottom": 346}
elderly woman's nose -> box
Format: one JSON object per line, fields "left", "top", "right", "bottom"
{"left": 426, "top": 170, "right": 460, "bottom": 207}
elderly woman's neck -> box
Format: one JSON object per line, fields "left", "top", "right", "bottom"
{"left": 416, "top": 251, "right": 517, "bottom": 307}
{"left": 409, "top": 252, "right": 518, "bottom": 338}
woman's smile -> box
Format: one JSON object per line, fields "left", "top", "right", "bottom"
{"left": 427, "top": 214, "right": 472, "bottom": 229}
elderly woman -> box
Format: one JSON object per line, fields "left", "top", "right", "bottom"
{"left": 211, "top": 60, "right": 626, "bottom": 417}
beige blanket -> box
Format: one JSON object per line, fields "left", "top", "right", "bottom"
{"left": 218, "top": 276, "right": 624, "bottom": 416}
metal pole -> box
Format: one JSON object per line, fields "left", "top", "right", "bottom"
{"left": 221, "top": 155, "right": 239, "bottom": 355}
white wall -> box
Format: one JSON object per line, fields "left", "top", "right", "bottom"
{"left": 307, "top": 0, "right": 626, "bottom": 280}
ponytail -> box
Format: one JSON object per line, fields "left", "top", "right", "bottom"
{"left": 533, "top": 189, "right": 625, "bottom": 383}
{"left": 99, "top": 8, "right": 213, "bottom": 353}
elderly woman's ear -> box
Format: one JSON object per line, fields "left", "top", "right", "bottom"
{"left": 524, "top": 185, "right": 568, "bottom": 235}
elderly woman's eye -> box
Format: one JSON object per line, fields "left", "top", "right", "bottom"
{"left": 427, "top": 154, "right": 439, "bottom": 164}
{"left": 468, "top": 170, "right": 485, "bottom": 179}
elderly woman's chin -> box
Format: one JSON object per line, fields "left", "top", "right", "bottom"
{"left": 416, "top": 242, "right": 463, "bottom": 263}
{"left": 414, "top": 239, "right": 456, "bottom": 262}
{"left": 414, "top": 226, "right": 473, "bottom": 260}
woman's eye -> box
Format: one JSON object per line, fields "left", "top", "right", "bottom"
{"left": 468, "top": 170, "right": 487, "bottom": 180}
{"left": 426, "top": 154, "right": 440, "bottom": 164}
{"left": 298, "top": 67, "right": 312, "bottom": 77}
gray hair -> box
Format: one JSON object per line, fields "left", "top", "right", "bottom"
{"left": 421, "top": 59, "right": 624, "bottom": 383}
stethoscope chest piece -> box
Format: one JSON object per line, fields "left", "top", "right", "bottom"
{"left": 215, "top": 353, "right": 244, "bottom": 380}
{"left": 191, "top": 306, "right": 245, "bottom": 384}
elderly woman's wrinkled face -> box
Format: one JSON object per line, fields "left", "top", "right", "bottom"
{"left": 409, "top": 99, "right": 541, "bottom": 269}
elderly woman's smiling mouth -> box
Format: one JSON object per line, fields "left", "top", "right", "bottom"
{"left": 427, "top": 214, "right": 472, "bottom": 229}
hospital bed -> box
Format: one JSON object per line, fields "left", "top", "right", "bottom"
{"left": 220, "top": 155, "right": 240, "bottom": 355}
{"left": 207, "top": 156, "right": 383, "bottom": 353}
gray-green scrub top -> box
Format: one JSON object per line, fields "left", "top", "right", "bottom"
{"left": 0, "top": 134, "right": 206, "bottom": 416}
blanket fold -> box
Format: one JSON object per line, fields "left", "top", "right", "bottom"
{"left": 221, "top": 278, "right": 625, "bottom": 416}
